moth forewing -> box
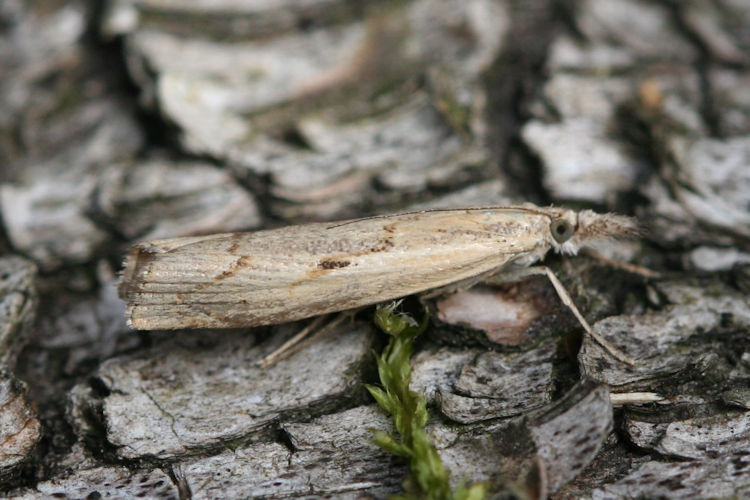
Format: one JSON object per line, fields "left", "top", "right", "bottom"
{"left": 120, "top": 207, "right": 565, "bottom": 330}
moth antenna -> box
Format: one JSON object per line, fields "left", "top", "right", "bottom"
{"left": 576, "top": 211, "right": 641, "bottom": 242}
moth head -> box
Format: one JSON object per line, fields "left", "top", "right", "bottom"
{"left": 548, "top": 209, "right": 639, "bottom": 255}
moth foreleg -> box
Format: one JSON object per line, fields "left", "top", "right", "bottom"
{"left": 580, "top": 249, "right": 661, "bottom": 279}
{"left": 491, "top": 266, "right": 636, "bottom": 366}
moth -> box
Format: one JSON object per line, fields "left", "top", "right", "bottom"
{"left": 119, "top": 205, "right": 639, "bottom": 364}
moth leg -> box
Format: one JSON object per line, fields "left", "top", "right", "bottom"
{"left": 419, "top": 268, "right": 502, "bottom": 300}
{"left": 500, "top": 266, "right": 636, "bottom": 366}
{"left": 580, "top": 249, "right": 661, "bottom": 279}
{"left": 257, "top": 309, "right": 360, "bottom": 368}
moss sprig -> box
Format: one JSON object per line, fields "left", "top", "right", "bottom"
{"left": 365, "top": 302, "right": 487, "bottom": 500}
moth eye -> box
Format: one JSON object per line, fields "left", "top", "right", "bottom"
{"left": 550, "top": 219, "right": 574, "bottom": 243}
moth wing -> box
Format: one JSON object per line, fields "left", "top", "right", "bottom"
{"left": 121, "top": 210, "right": 547, "bottom": 329}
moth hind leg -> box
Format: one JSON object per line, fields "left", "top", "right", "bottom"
{"left": 257, "top": 309, "right": 362, "bottom": 368}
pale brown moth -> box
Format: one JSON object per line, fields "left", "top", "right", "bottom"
{"left": 119, "top": 205, "right": 639, "bottom": 364}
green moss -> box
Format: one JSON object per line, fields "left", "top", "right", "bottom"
{"left": 365, "top": 302, "right": 487, "bottom": 500}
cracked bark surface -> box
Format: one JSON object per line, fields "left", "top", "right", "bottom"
{"left": 1, "top": 0, "right": 749, "bottom": 498}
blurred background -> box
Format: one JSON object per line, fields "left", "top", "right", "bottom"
{"left": 1, "top": 0, "right": 749, "bottom": 497}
